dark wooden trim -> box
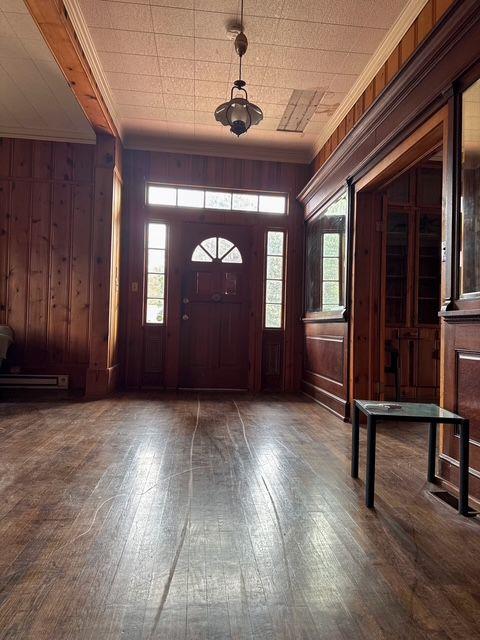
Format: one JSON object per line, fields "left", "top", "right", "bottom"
{"left": 301, "top": 382, "right": 349, "bottom": 421}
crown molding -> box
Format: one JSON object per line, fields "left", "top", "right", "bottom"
{"left": 0, "top": 127, "right": 95, "bottom": 145}
{"left": 309, "top": 0, "right": 430, "bottom": 162}
{"left": 124, "top": 133, "right": 311, "bottom": 164}
{"left": 63, "top": 0, "right": 123, "bottom": 140}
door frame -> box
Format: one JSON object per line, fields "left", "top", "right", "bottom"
{"left": 350, "top": 106, "right": 448, "bottom": 404}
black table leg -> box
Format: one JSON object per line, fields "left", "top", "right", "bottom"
{"left": 366, "top": 415, "right": 376, "bottom": 508}
{"left": 459, "top": 420, "right": 470, "bottom": 516}
{"left": 351, "top": 403, "right": 360, "bottom": 478}
{"left": 427, "top": 421, "right": 437, "bottom": 483}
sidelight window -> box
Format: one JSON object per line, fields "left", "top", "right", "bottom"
{"left": 145, "top": 222, "right": 167, "bottom": 324}
{"left": 265, "top": 231, "right": 285, "bottom": 329}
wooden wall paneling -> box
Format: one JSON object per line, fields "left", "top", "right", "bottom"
{"left": 0, "top": 179, "right": 10, "bottom": 326}
{"left": 68, "top": 183, "right": 92, "bottom": 364}
{"left": 26, "top": 181, "right": 51, "bottom": 362}
{"left": 8, "top": 179, "right": 31, "bottom": 362}
{"left": 49, "top": 182, "right": 71, "bottom": 363}
{"left": 0, "top": 138, "right": 11, "bottom": 177}
{"left": 400, "top": 23, "right": 417, "bottom": 66}
{"left": 417, "top": 1, "right": 434, "bottom": 42}
{"left": 85, "top": 135, "right": 122, "bottom": 397}
{"left": 33, "top": 142, "right": 53, "bottom": 180}
{"left": 0, "top": 138, "right": 96, "bottom": 390}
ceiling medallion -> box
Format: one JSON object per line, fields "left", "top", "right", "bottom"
{"left": 214, "top": 0, "right": 263, "bottom": 137}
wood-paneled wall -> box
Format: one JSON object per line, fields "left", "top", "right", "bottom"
{"left": 122, "top": 150, "right": 308, "bottom": 392}
{"left": 0, "top": 137, "right": 95, "bottom": 389}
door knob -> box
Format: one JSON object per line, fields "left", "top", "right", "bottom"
{"left": 183, "top": 297, "right": 189, "bottom": 304}
{"left": 182, "top": 314, "right": 189, "bottom": 320}
{"left": 211, "top": 293, "right": 221, "bottom": 302}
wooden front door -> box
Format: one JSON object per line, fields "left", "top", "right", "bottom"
{"left": 179, "top": 223, "right": 251, "bottom": 389}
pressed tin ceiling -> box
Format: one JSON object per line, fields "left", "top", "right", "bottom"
{"left": 1, "top": 0, "right": 419, "bottom": 160}
{"left": 72, "top": 0, "right": 416, "bottom": 161}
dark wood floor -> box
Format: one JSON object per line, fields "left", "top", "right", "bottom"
{"left": 1, "top": 393, "right": 480, "bottom": 639}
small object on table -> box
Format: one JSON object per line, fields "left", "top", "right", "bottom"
{"left": 350, "top": 400, "right": 471, "bottom": 516}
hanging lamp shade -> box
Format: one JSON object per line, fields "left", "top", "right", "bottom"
{"left": 215, "top": 80, "right": 263, "bottom": 137}
{"left": 214, "top": 4, "right": 263, "bottom": 137}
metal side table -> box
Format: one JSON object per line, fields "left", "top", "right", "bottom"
{"left": 350, "top": 400, "right": 470, "bottom": 516}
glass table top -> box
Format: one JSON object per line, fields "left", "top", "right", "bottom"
{"left": 355, "top": 400, "right": 464, "bottom": 420}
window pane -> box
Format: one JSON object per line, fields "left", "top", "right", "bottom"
{"left": 148, "top": 274, "right": 165, "bottom": 299}
{"left": 266, "top": 279, "right": 282, "bottom": 303}
{"left": 267, "top": 231, "right": 284, "bottom": 256}
{"left": 146, "top": 299, "right": 164, "bottom": 324}
{"left": 323, "top": 281, "right": 340, "bottom": 307}
{"left": 148, "top": 249, "right": 165, "bottom": 273}
{"left": 148, "top": 223, "right": 166, "bottom": 249}
{"left": 259, "top": 195, "right": 286, "bottom": 214}
{"left": 192, "top": 245, "right": 212, "bottom": 262}
{"left": 267, "top": 255, "right": 283, "bottom": 279}
{"left": 148, "top": 186, "right": 176, "bottom": 206}
{"left": 323, "top": 257, "right": 339, "bottom": 280}
{"left": 323, "top": 233, "right": 340, "bottom": 257}
{"left": 177, "top": 188, "right": 204, "bottom": 208}
{"left": 201, "top": 237, "right": 217, "bottom": 258}
{"left": 232, "top": 193, "right": 258, "bottom": 211}
{"left": 222, "top": 246, "right": 242, "bottom": 263}
{"left": 460, "top": 78, "right": 480, "bottom": 295}
{"left": 218, "top": 237, "right": 234, "bottom": 258}
{"left": 205, "top": 191, "right": 232, "bottom": 209}
{"left": 265, "top": 304, "right": 282, "bottom": 328}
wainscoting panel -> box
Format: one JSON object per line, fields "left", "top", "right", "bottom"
{"left": 302, "top": 321, "right": 348, "bottom": 419}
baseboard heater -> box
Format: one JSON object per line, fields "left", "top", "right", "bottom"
{"left": 0, "top": 374, "right": 69, "bottom": 390}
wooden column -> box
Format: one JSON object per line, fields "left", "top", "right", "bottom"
{"left": 85, "top": 135, "right": 122, "bottom": 397}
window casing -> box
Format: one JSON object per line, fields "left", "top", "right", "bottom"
{"left": 305, "top": 191, "right": 347, "bottom": 317}
{"left": 145, "top": 222, "right": 167, "bottom": 324}
{"left": 265, "top": 231, "right": 285, "bottom": 329}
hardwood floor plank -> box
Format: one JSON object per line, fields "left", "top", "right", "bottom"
{"left": 1, "top": 393, "right": 480, "bottom": 639}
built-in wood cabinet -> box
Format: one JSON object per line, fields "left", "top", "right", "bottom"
{"left": 382, "top": 164, "right": 442, "bottom": 401}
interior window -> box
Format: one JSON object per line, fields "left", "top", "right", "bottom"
{"left": 145, "top": 222, "right": 167, "bottom": 324}
{"left": 191, "top": 237, "right": 243, "bottom": 263}
{"left": 305, "top": 191, "right": 347, "bottom": 314}
{"left": 459, "top": 77, "right": 480, "bottom": 295}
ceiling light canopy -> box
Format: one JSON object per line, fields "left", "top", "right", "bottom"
{"left": 214, "top": 0, "right": 263, "bottom": 137}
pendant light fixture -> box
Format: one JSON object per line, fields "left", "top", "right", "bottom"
{"left": 214, "top": 0, "right": 263, "bottom": 137}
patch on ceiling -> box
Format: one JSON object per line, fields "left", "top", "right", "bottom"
{"left": 277, "top": 89, "right": 326, "bottom": 133}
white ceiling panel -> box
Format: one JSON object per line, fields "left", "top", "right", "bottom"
{"left": 0, "top": 2, "right": 94, "bottom": 143}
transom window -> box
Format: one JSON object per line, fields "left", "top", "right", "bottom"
{"left": 147, "top": 184, "right": 287, "bottom": 215}
{"left": 192, "top": 237, "right": 243, "bottom": 263}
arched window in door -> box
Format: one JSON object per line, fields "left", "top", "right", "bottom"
{"left": 191, "top": 237, "right": 243, "bottom": 263}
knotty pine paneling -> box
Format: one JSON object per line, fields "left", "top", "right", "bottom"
{"left": 0, "top": 137, "right": 95, "bottom": 389}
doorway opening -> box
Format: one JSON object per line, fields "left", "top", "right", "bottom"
{"left": 351, "top": 111, "right": 446, "bottom": 404}
{"left": 378, "top": 153, "right": 442, "bottom": 402}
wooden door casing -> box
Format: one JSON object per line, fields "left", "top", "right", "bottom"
{"left": 179, "top": 224, "right": 251, "bottom": 389}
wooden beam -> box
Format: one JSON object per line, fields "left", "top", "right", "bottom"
{"left": 24, "top": 0, "right": 118, "bottom": 138}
